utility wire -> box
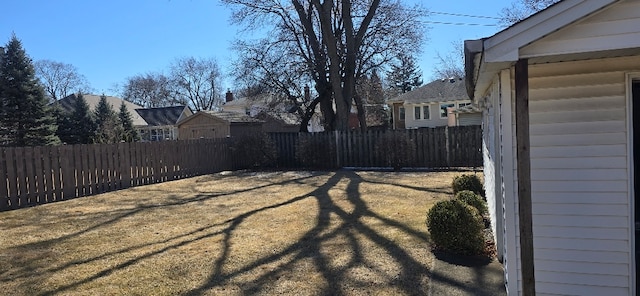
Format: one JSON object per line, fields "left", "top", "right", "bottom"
{"left": 405, "top": 7, "right": 501, "bottom": 20}
{"left": 420, "top": 20, "right": 498, "bottom": 27}
{"left": 429, "top": 11, "right": 501, "bottom": 20}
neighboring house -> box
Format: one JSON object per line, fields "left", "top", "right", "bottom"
{"left": 449, "top": 104, "right": 482, "bottom": 127}
{"left": 387, "top": 78, "right": 476, "bottom": 129}
{"left": 465, "top": 0, "right": 640, "bottom": 294}
{"left": 177, "top": 110, "right": 263, "bottom": 140}
{"left": 255, "top": 111, "right": 300, "bottom": 133}
{"left": 135, "top": 106, "right": 192, "bottom": 141}
{"left": 55, "top": 94, "right": 146, "bottom": 126}
{"left": 222, "top": 89, "right": 324, "bottom": 132}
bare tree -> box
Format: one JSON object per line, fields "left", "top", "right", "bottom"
{"left": 170, "top": 57, "right": 223, "bottom": 111}
{"left": 120, "top": 72, "right": 176, "bottom": 108}
{"left": 433, "top": 40, "right": 465, "bottom": 80}
{"left": 224, "top": 0, "right": 424, "bottom": 131}
{"left": 232, "top": 38, "right": 317, "bottom": 131}
{"left": 499, "top": 0, "right": 559, "bottom": 26}
{"left": 34, "top": 59, "right": 90, "bottom": 102}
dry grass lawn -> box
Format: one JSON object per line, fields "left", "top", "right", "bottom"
{"left": 0, "top": 170, "right": 473, "bottom": 295}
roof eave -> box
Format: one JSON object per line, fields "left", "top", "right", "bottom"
{"left": 464, "top": 0, "right": 619, "bottom": 101}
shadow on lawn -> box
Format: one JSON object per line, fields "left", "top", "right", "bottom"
{"left": 186, "top": 170, "right": 434, "bottom": 296}
{"left": 2, "top": 172, "right": 323, "bottom": 296}
{"left": 3, "top": 170, "right": 477, "bottom": 296}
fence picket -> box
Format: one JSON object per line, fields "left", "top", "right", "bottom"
{"left": 23, "top": 147, "right": 36, "bottom": 206}
{"left": 15, "top": 148, "right": 28, "bottom": 207}
{"left": 6, "top": 148, "right": 18, "bottom": 209}
{"left": 33, "top": 147, "right": 45, "bottom": 204}
{"left": 59, "top": 145, "right": 75, "bottom": 200}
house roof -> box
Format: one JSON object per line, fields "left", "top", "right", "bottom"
{"left": 388, "top": 78, "right": 467, "bottom": 104}
{"left": 255, "top": 111, "right": 300, "bottom": 126}
{"left": 56, "top": 94, "right": 147, "bottom": 126}
{"left": 135, "top": 106, "right": 191, "bottom": 127}
{"left": 464, "top": 0, "right": 627, "bottom": 99}
{"left": 200, "top": 111, "right": 264, "bottom": 124}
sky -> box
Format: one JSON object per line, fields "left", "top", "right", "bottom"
{"left": 0, "top": 0, "right": 509, "bottom": 96}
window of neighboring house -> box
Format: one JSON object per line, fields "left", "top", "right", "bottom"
{"left": 458, "top": 102, "right": 472, "bottom": 108}
{"left": 414, "top": 106, "right": 421, "bottom": 120}
{"left": 423, "top": 105, "right": 430, "bottom": 120}
{"left": 440, "top": 103, "right": 455, "bottom": 118}
{"left": 150, "top": 128, "right": 168, "bottom": 141}
{"left": 399, "top": 107, "right": 405, "bottom": 120}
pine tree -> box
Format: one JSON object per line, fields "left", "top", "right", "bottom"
{"left": 118, "top": 102, "right": 139, "bottom": 142}
{"left": 0, "top": 35, "right": 60, "bottom": 146}
{"left": 386, "top": 54, "right": 423, "bottom": 96}
{"left": 368, "top": 70, "right": 385, "bottom": 104}
{"left": 56, "top": 93, "right": 96, "bottom": 144}
{"left": 93, "top": 95, "right": 119, "bottom": 143}
{"left": 357, "top": 70, "right": 389, "bottom": 129}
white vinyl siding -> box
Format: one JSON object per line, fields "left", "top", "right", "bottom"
{"left": 521, "top": 0, "right": 640, "bottom": 58}
{"left": 507, "top": 56, "right": 640, "bottom": 295}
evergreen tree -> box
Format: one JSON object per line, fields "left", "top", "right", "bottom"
{"left": 0, "top": 35, "right": 60, "bottom": 146}
{"left": 56, "top": 93, "right": 96, "bottom": 144}
{"left": 118, "top": 102, "right": 139, "bottom": 142}
{"left": 386, "top": 54, "right": 423, "bottom": 96}
{"left": 357, "top": 70, "right": 389, "bottom": 129}
{"left": 93, "top": 95, "right": 119, "bottom": 143}
{"left": 368, "top": 70, "right": 385, "bottom": 104}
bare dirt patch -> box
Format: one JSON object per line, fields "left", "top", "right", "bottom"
{"left": 0, "top": 170, "right": 475, "bottom": 295}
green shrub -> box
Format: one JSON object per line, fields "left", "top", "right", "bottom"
{"left": 455, "top": 190, "right": 488, "bottom": 215}
{"left": 452, "top": 174, "right": 484, "bottom": 196}
{"left": 426, "top": 199, "right": 485, "bottom": 255}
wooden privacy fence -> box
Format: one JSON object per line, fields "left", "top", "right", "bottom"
{"left": 0, "top": 126, "right": 481, "bottom": 211}
{"left": 269, "top": 125, "right": 483, "bottom": 169}
{"left": 0, "top": 139, "right": 231, "bottom": 211}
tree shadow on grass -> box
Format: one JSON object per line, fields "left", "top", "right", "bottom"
{"left": 186, "top": 170, "right": 436, "bottom": 296}
{"left": 1, "top": 170, "right": 493, "bottom": 295}
{"left": 1, "top": 172, "right": 325, "bottom": 295}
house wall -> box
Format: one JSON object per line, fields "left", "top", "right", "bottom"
{"left": 501, "top": 56, "right": 640, "bottom": 295}
{"left": 482, "top": 89, "right": 500, "bottom": 258}
{"left": 520, "top": 0, "right": 640, "bottom": 59}
{"left": 483, "top": 69, "right": 519, "bottom": 295}
{"left": 403, "top": 100, "right": 472, "bottom": 128}
{"left": 178, "top": 115, "right": 230, "bottom": 139}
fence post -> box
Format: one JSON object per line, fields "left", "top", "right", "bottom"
{"left": 444, "top": 126, "right": 450, "bottom": 167}
{"left": 334, "top": 130, "right": 341, "bottom": 168}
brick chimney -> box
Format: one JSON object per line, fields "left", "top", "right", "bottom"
{"left": 225, "top": 90, "right": 234, "bottom": 103}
